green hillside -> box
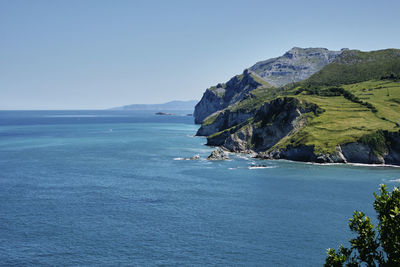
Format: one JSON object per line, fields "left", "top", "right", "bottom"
{"left": 301, "top": 49, "right": 400, "bottom": 87}
{"left": 277, "top": 79, "right": 400, "bottom": 154}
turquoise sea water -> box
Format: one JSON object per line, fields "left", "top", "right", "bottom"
{"left": 0, "top": 110, "right": 399, "bottom": 266}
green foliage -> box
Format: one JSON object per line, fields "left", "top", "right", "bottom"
{"left": 359, "top": 130, "right": 388, "bottom": 156}
{"left": 390, "top": 98, "right": 400, "bottom": 105}
{"left": 296, "top": 86, "right": 378, "bottom": 113}
{"left": 248, "top": 73, "right": 273, "bottom": 88}
{"left": 304, "top": 49, "right": 400, "bottom": 88}
{"left": 374, "top": 185, "right": 400, "bottom": 263}
{"left": 381, "top": 72, "right": 400, "bottom": 81}
{"left": 229, "top": 86, "right": 280, "bottom": 113}
{"left": 202, "top": 112, "right": 220, "bottom": 126}
{"left": 325, "top": 246, "right": 352, "bottom": 267}
{"left": 325, "top": 184, "right": 400, "bottom": 266}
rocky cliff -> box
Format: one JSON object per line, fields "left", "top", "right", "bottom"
{"left": 193, "top": 70, "right": 270, "bottom": 124}
{"left": 259, "top": 130, "right": 400, "bottom": 165}
{"left": 203, "top": 97, "right": 320, "bottom": 152}
{"left": 194, "top": 47, "right": 343, "bottom": 124}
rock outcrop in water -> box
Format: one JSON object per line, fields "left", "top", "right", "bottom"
{"left": 207, "top": 148, "right": 230, "bottom": 160}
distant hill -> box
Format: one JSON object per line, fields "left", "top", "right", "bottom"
{"left": 110, "top": 100, "right": 198, "bottom": 111}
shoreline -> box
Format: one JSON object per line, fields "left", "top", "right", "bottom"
{"left": 207, "top": 145, "right": 400, "bottom": 169}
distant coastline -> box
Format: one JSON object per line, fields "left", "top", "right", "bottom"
{"left": 155, "top": 112, "right": 175, "bottom": 116}
{"left": 110, "top": 100, "right": 198, "bottom": 111}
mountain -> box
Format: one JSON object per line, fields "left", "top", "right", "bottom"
{"left": 249, "top": 47, "right": 344, "bottom": 87}
{"left": 194, "top": 47, "right": 343, "bottom": 124}
{"left": 111, "top": 100, "right": 198, "bottom": 111}
{"left": 196, "top": 48, "right": 400, "bottom": 165}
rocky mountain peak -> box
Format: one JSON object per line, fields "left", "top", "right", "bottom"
{"left": 249, "top": 47, "right": 343, "bottom": 87}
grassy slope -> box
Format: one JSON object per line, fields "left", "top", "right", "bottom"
{"left": 302, "top": 49, "right": 400, "bottom": 87}
{"left": 276, "top": 80, "right": 400, "bottom": 154}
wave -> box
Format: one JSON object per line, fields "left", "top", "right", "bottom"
{"left": 248, "top": 165, "right": 277, "bottom": 170}
{"left": 305, "top": 162, "right": 343, "bottom": 166}
{"left": 301, "top": 161, "right": 400, "bottom": 168}
{"left": 185, "top": 148, "right": 213, "bottom": 153}
{"left": 173, "top": 157, "right": 187, "bottom": 161}
{"left": 348, "top": 163, "right": 400, "bottom": 168}
{"left": 235, "top": 154, "right": 252, "bottom": 160}
{"left": 174, "top": 155, "right": 201, "bottom": 161}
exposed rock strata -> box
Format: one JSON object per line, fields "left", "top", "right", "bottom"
{"left": 202, "top": 97, "right": 320, "bottom": 152}
{"left": 257, "top": 133, "right": 400, "bottom": 165}
{"left": 196, "top": 108, "right": 255, "bottom": 137}
{"left": 194, "top": 70, "right": 264, "bottom": 124}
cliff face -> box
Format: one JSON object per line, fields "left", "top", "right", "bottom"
{"left": 196, "top": 108, "right": 255, "bottom": 137}
{"left": 261, "top": 131, "right": 400, "bottom": 165}
{"left": 203, "top": 97, "right": 319, "bottom": 152}
{"left": 194, "top": 47, "right": 342, "bottom": 124}
{"left": 193, "top": 70, "right": 267, "bottom": 124}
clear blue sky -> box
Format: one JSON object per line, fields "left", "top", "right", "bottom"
{"left": 1, "top": 0, "right": 399, "bottom": 109}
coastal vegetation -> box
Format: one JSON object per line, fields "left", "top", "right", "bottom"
{"left": 324, "top": 184, "right": 400, "bottom": 266}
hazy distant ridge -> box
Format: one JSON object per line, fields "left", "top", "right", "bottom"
{"left": 110, "top": 100, "right": 198, "bottom": 111}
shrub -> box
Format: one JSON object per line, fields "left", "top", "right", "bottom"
{"left": 325, "top": 184, "right": 400, "bottom": 266}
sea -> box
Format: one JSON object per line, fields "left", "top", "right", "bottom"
{"left": 0, "top": 110, "right": 399, "bottom": 266}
